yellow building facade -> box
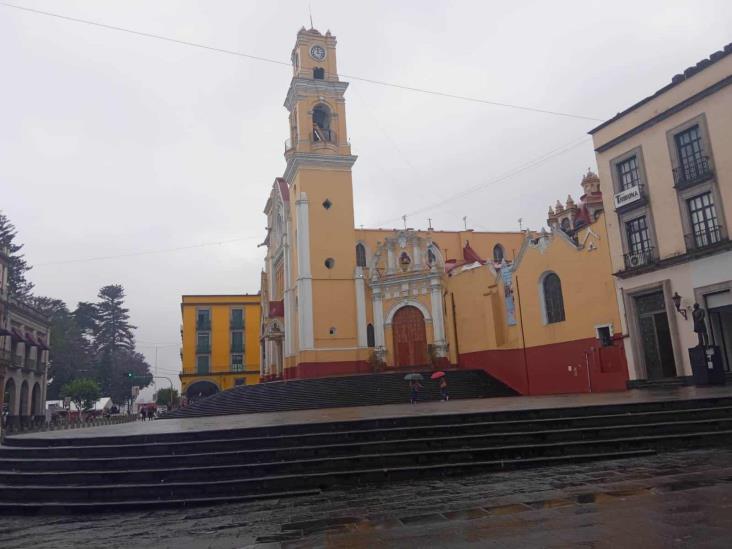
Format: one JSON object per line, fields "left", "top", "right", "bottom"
{"left": 179, "top": 295, "right": 260, "bottom": 398}
{"left": 260, "top": 28, "right": 629, "bottom": 394}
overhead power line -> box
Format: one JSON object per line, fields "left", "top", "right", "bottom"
{"left": 373, "top": 135, "right": 591, "bottom": 227}
{"left": 1, "top": 1, "right": 604, "bottom": 122}
{"left": 34, "top": 236, "right": 258, "bottom": 267}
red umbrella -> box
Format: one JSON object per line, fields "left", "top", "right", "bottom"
{"left": 431, "top": 371, "right": 446, "bottom": 380}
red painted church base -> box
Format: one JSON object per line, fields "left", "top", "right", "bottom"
{"left": 459, "top": 336, "right": 629, "bottom": 395}
{"left": 277, "top": 336, "right": 629, "bottom": 396}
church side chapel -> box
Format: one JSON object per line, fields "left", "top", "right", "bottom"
{"left": 260, "top": 27, "right": 629, "bottom": 395}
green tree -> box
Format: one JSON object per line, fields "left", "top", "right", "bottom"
{"left": 27, "top": 297, "right": 96, "bottom": 400}
{"left": 73, "top": 301, "right": 98, "bottom": 338}
{"left": 60, "top": 378, "right": 101, "bottom": 416}
{"left": 94, "top": 285, "right": 135, "bottom": 354}
{"left": 109, "top": 349, "right": 152, "bottom": 405}
{"left": 93, "top": 285, "right": 138, "bottom": 397}
{"left": 0, "top": 211, "right": 34, "bottom": 299}
{"left": 155, "top": 387, "right": 180, "bottom": 408}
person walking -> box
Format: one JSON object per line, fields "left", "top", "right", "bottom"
{"left": 439, "top": 377, "right": 449, "bottom": 401}
{"left": 409, "top": 379, "right": 423, "bottom": 404}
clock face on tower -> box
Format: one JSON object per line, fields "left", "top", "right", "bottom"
{"left": 310, "top": 45, "right": 326, "bottom": 61}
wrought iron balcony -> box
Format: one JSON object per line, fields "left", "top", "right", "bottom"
{"left": 231, "top": 363, "right": 244, "bottom": 372}
{"left": 684, "top": 225, "right": 727, "bottom": 251}
{"left": 196, "top": 318, "right": 211, "bottom": 331}
{"left": 673, "top": 156, "right": 714, "bottom": 189}
{"left": 623, "top": 247, "right": 657, "bottom": 271}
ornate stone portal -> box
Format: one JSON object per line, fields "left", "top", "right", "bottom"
{"left": 367, "top": 230, "right": 448, "bottom": 365}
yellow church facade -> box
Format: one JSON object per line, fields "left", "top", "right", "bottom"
{"left": 260, "top": 28, "right": 628, "bottom": 395}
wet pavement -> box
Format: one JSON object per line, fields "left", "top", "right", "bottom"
{"left": 9, "top": 385, "right": 732, "bottom": 441}
{"left": 1, "top": 447, "right": 731, "bottom": 548}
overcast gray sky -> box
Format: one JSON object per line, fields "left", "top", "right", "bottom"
{"left": 1, "top": 0, "right": 730, "bottom": 388}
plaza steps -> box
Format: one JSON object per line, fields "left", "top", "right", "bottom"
{"left": 165, "top": 369, "right": 516, "bottom": 419}
{"left": 1, "top": 395, "right": 732, "bottom": 512}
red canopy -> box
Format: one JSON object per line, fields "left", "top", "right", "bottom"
{"left": 462, "top": 242, "right": 486, "bottom": 265}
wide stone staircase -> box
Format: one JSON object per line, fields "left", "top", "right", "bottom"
{"left": 1, "top": 394, "right": 732, "bottom": 513}
{"left": 165, "top": 369, "right": 516, "bottom": 418}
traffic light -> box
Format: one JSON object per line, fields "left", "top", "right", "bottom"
{"left": 127, "top": 372, "right": 134, "bottom": 378}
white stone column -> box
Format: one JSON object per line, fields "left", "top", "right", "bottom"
{"left": 387, "top": 246, "right": 395, "bottom": 274}
{"left": 283, "top": 216, "right": 294, "bottom": 357}
{"left": 296, "top": 192, "right": 314, "bottom": 349}
{"left": 430, "top": 277, "right": 446, "bottom": 352}
{"left": 355, "top": 267, "right": 367, "bottom": 347}
{"left": 372, "top": 287, "right": 386, "bottom": 348}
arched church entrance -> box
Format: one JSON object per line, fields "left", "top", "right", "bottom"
{"left": 392, "top": 305, "right": 428, "bottom": 368}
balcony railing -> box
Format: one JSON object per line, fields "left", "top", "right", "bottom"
{"left": 231, "top": 363, "right": 244, "bottom": 372}
{"left": 196, "top": 343, "right": 211, "bottom": 354}
{"left": 196, "top": 319, "right": 211, "bottom": 331}
{"left": 623, "top": 247, "right": 657, "bottom": 270}
{"left": 673, "top": 156, "right": 714, "bottom": 188}
{"left": 312, "top": 128, "right": 336, "bottom": 144}
{"left": 685, "top": 225, "right": 727, "bottom": 251}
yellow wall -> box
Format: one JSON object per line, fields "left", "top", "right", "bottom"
{"left": 180, "top": 295, "right": 261, "bottom": 394}
{"left": 446, "top": 214, "right": 622, "bottom": 355}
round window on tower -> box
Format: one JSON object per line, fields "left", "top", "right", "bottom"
{"left": 324, "top": 258, "right": 335, "bottom": 269}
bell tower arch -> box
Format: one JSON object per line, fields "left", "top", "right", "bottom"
{"left": 283, "top": 28, "right": 360, "bottom": 376}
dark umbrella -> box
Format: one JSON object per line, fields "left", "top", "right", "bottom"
{"left": 404, "top": 373, "right": 424, "bottom": 381}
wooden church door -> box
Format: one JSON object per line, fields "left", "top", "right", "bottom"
{"left": 392, "top": 306, "right": 428, "bottom": 367}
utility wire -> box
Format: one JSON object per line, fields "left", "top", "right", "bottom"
{"left": 1, "top": 1, "right": 604, "bottom": 122}
{"left": 34, "top": 236, "right": 258, "bottom": 267}
{"left": 373, "top": 135, "right": 591, "bottom": 227}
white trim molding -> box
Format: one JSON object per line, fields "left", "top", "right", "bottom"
{"left": 384, "top": 299, "right": 433, "bottom": 326}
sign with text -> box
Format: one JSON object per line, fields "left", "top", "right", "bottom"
{"left": 614, "top": 186, "right": 642, "bottom": 209}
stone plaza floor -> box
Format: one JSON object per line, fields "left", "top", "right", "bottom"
{"left": 10, "top": 384, "right": 732, "bottom": 441}
{"left": 1, "top": 447, "right": 731, "bottom": 548}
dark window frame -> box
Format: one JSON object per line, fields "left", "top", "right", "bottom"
{"left": 542, "top": 272, "right": 566, "bottom": 324}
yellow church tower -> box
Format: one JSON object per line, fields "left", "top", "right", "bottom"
{"left": 262, "top": 27, "right": 362, "bottom": 379}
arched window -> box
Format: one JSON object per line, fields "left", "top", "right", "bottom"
{"left": 313, "top": 67, "right": 325, "bottom": 79}
{"left": 542, "top": 272, "right": 566, "bottom": 324}
{"left": 367, "top": 323, "right": 375, "bottom": 347}
{"left": 312, "top": 104, "right": 333, "bottom": 142}
{"left": 493, "top": 244, "right": 504, "bottom": 263}
{"left": 561, "top": 218, "right": 572, "bottom": 233}
{"left": 355, "top": 243, "right": 367, "bottom": 267}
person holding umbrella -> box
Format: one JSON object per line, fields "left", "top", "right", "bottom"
{"left": 431, "top": 371, "right": 448, "bottom": 401}
{"left": 404, "top": 373, "right": 424, "bottom": 404}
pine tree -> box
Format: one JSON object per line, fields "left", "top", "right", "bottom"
{"left": 94, "top": 285, "right": 136, "bottom": 354}
{"left": 0, "top": 211, "right": 34, "bottom": 299}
